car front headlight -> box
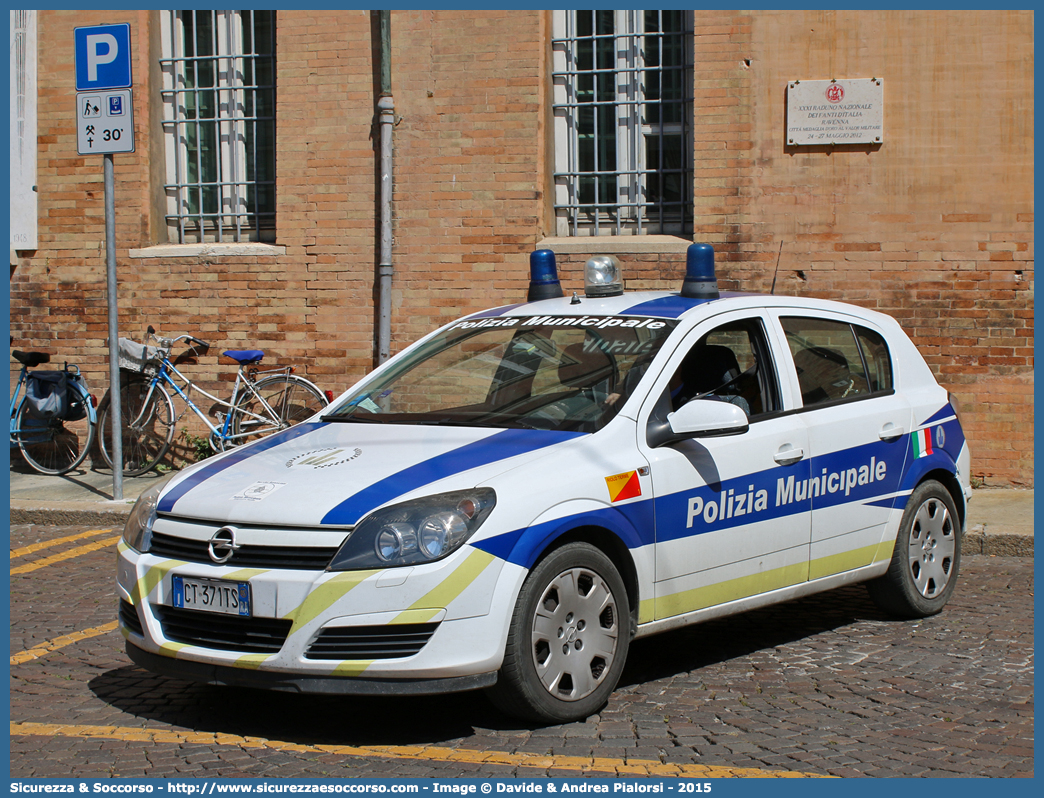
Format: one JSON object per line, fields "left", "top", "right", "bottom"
{"left": 329, "top": 488, "right": 496, "bottom": 570}
{"left": 122, "top": 475, "right": 174, "bottom": 553}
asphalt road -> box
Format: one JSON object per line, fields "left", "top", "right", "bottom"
{"left": 9, "top": 522, "right": 1034, "bottom": 779}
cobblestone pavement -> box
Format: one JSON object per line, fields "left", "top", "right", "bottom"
{"left": 9, "top": 523, "right": 1034, "bottom": 779}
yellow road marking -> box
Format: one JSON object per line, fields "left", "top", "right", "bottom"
{"left": 9, "top": 722, "right": 832, "bottom": 777}
{"left": 10, "top": 528, "right": 115, "bottom": 559}
{"left": 10, "top": 622, "right": 119, "bottom": 665}
{"left": 10, "top": 536, "right": 122, "bottom": 575}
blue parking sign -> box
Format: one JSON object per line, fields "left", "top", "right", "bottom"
{"left": 75, "top": 24, "right": 132, "bottom": 91}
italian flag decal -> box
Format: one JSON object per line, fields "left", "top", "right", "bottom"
{"left": 912, "top": 428, "right": 933, "bottom": 458}
{"left": 606, "top": 470, "right": 642, "bottom": 503}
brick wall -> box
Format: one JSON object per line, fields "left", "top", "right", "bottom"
{"left": 11, "top": 10, "right": 1033, "bottom": 483}
{"left": 683, "top": 10, "right": 1034, "bottom": 485}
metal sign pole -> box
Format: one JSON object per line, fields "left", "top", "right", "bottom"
{"left": 76, "top": 23, "right": 134, "bottom": 501}
{"left": 104, "top": 152, "right": 123, "bottom": 500}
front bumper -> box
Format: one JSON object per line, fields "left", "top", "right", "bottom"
{"left": 117, "top": 536, "right": 525, "bottom": 684}
{"left": 125, "top": 641, "right": 498, "bottom": 695}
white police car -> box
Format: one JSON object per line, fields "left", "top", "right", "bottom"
{"left": 117, "top": 245, "right": 970, "bottom": 722}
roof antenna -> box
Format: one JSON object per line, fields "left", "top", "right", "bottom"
{"left": 769, "top": 241, "right": 784, "bottom": 295}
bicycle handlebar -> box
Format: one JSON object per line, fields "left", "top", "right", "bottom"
{"left": 144, "top": 327, "right": 210, "bottom": 351}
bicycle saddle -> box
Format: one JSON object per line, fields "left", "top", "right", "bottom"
{"left": 223, "top": 349, "right": 265, "bottom": 365}
{"left": 12, "top": 350, "right": 51, "bottom": 368}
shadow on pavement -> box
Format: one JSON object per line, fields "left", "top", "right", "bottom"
{"left": 89, "top": 665, "right": 510, "bottom": 743}
{"left": 619, "top": 583, "right": 889, "bottom": 690}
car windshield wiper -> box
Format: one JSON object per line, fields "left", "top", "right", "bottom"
{"left": 320, "top": 413, "right": 384, "bottom": 423}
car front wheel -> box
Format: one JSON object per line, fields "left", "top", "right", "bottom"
{"left": 867, "top": 479, "right": 961, "bottom": 619}
{"left": 489, "top": 542, "right": 631, "bottom": 723}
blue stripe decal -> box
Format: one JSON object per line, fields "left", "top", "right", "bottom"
{"left": 475, "top": 500, "right": 656, "bottom": 569}
{"left": 920, "top": 405, "right": 956, "bottom": 427}
{"left": 621, "top": 294, "right": 711, "bottom": 318}
{"left": 158, "top": 422, "right": 326, "bottom": 513}
{"left": 320, "top": 429, "right": 585, "bottom": 526}
{"left": 466, "top": 303, "right": 527, "bottom": 320}
{"left": 477, "top": 435, "right": 912, "bottom": 567}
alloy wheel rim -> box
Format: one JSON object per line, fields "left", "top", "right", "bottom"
{"left": 906, "top": 498, "right": 956, "bottom": 598}
{"left": 530, "top": 566, "right": 619, "bottom": 701}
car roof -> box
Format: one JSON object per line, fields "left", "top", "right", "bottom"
{"left": 469, "top": 290, "right": 892, "bottom": 327}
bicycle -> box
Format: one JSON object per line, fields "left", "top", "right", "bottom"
{"left": 97, "top": 326, "right": 330, "bottom": 476}
{"left": 9, "top": 348, "right": 98, "bottom": 475}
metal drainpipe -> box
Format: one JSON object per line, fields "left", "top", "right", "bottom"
{"left": 377, "top": 11, "right": 393, "bottom": 365}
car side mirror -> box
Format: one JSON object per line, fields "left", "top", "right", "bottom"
{"left": 649, "top": 398, "right": 749, "bottom": 447}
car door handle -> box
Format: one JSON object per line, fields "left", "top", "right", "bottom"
{"left": 773, "top": 445, "right": 805, "bottom": 466}
{"left": 879, "top": 423, "right": 905, "bottom": 441}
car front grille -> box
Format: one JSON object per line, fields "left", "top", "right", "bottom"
{"left": 149, "top": 531, "right": 340, "bottom": 570}
{"left": 154, "top": 605, "right": 293, "bottom": 654}
{"left": 304, "top": 623, "right": 440, "bottom": 660}
{"left": 119, "top": 599, "right": 144, "bottom": 637}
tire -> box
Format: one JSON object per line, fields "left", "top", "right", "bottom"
{"left": 229, "top": 374, "right": 327, "bottom": 447}
{"left": 15, "top": 385, "right": 96, "bottom": 475}
{"left": 98, "top": 376, "right": 175, "bottom": 476}
{"left": 866, "top": 480, "right": 962, "bottom": 619}
{"left": 488, "top": 542, "right": 631, "bottom": 723}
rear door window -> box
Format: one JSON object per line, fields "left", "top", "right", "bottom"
{"left": 781, "top": 317, "right": 893, "bottom": 407}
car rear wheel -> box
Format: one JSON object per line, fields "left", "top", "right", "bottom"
{"left": 488, "top": 542, "right": 630, "bottom": 723}
{"left": 867, "top": 480, "right": 961, "bottom": 619}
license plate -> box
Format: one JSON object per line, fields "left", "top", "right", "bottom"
{"left": 171, "top": 575, "right": 251, "bottom": 617}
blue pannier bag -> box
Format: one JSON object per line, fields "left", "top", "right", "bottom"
{"left": 64, "top": 373, "right": 89, "bottom": 421}
{"left": 25, "top": 371, "right": 70, "bottom": 420}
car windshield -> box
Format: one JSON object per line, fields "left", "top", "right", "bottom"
{"left": 324, "top": 314, "right": 677, "bottom": 432}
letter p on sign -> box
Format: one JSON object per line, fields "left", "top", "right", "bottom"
{"left": 75, "top": 24, "right": 132, "bottom": 91}
{"left": 86, "top": 34, "right": 118, "bottom": 81}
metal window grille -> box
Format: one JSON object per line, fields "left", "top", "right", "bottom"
{"left": 552, "top": 10, "right": 694, "bottom": 237}
{"left": 160, "top": 10, "right": 276, "bottom": 244}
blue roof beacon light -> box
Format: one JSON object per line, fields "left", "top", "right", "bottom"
{"left": 527, "top": 249, "right": 564, "bottom": 301}
{"left": 680, "top": 243, "right": 720, "bottom": 300}
{"left": 584, "top": 254, "right": 624, "bottom": 297}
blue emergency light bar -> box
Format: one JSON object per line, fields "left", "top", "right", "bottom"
{"left": 680, "top": 243, "right": 720, "bottom": 300}
{"left": 527, "top": 249, "right": 564, "bottom": 301}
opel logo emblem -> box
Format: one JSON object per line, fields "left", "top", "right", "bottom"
{"left": 208, "top": 527, "right": 241, "bottom": 564}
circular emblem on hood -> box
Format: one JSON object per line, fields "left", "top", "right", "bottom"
{"left": 208, "top": 527, "right": 241, "bottom": 564}
{"left": 285, "top": 447, "right": 363, "bottom": 469}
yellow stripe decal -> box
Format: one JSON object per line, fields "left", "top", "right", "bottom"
{"left": 396, "top": 549, "right": 496, "bottom": 624}
{"left": 656, "top": 562, "right": 808, "bottom": 620}
{"left": 389, "top": 609, "right": 445, "bottom": 625}
{"left": 234, "top": 653, "right": 272, "bottom": 670}
{"left": 226, "top": 568, "right": 269, "bottom": 582}
{"left": 9, "top": 722, "right": 833, "bottom": 777}
{"left": 284, "top": 570, "right": 379, "bottom": 632}
{"left": 131, "top": 560, "right": 188, "bottom": 606}
{"left": 331, "top": 660, "right": 374, "bottom": 677}
{"left": 808, "top": 543, "right": 885, "bottom": 581}
{"left": 638, "top": 598, "right": 655, "bottom": 625}
{"left": 655, "top": 541, "right": 897, "bottom": 621}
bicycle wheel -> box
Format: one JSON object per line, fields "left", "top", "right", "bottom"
{"left": 99, "top": 376, "right": 175, "bottom": 476}
{"left": 15, "top": 387, "right": 96, "bottom": 475}
{"left": 229, "top": 374, "right": 327, "bottom": 446}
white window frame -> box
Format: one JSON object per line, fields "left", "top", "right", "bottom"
{"left": 159, "top": 10, "right": 275, "bottom": 244}
{"left": 552, "top": 9, "right": 694, "bottom": 237}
